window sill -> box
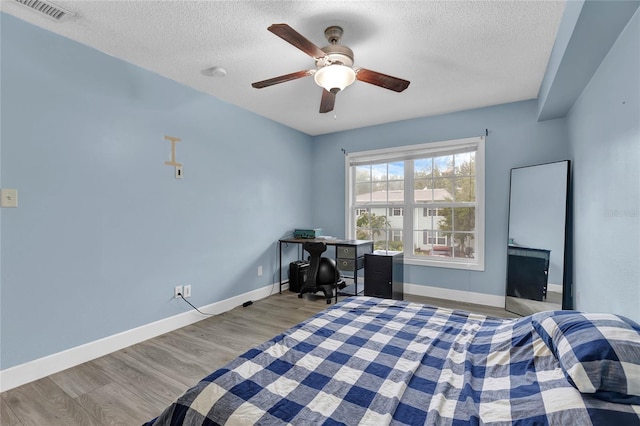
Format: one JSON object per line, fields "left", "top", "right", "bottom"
{"left": 404, "top": 256, "right": 485, "bottom": 271}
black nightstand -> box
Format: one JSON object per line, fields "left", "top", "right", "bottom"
{"left": 364, "top": 252, "right": 404, "bottom": 300}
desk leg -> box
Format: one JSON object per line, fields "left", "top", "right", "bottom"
{"left": 354, "top": 263, "right": 357, "bottom": 297}
{"left": 279, "top": 241, "right": 282, "bottom": 294}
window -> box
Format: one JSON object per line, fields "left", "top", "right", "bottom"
{"left": 423, "top": 231, "right": 447, "bottom": 246}
{"left": 423, "top": 208, "right": 440, "bottom": 217}
{"left": 345, "top": 136, "right": 484, "bottom": 270}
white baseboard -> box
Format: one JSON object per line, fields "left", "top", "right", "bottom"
{"left": 548, "top": 283, "right": 562, "bottom": 293}
{"left": 404, "top": 283, "right": 506, "bottom": 308}
{"left": 1, "top": 281, "right": 498, "bottom": 392}
{"left": 0, "top": 283, "right": 282, "bottom": 393}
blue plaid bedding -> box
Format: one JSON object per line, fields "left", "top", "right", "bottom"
{"left": 146, "top": 297, "right": 640, "bottom": 425}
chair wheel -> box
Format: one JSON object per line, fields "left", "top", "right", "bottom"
{"left": 326, "top": 299, "right": 331, "bottom": 304}
{"left": 298, "top": 293, "right": 303, "bottom": 298}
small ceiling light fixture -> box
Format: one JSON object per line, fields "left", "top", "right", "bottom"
{"left": 314, "top": 65, "right": 356, "bottom": 94}
{"left": 201, "top": 66, "right": 227, "bottom": 77}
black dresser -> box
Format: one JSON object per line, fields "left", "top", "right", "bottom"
{"left": 364, "top": 252, "right": 404, "bottom": 300}
{"left": 507, "top": 246, "right": 551, "bottom": 301}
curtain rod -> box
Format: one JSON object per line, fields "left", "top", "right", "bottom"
{"left": 340, "top": 129, "right": 489, "bottom": 157}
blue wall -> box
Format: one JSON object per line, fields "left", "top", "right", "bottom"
{"left": 311, "top": 101, "right": 569, "bottom": 297}
{"left": 566, "top": 8, "right": 639, "bottom": 321}
{"left": 0, "top": 13, "right": 313, "bottom": 370}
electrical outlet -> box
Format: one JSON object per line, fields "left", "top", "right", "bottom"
{"left": 174, "top": 285, "right": 183, "bottom": 298}
{"left": 183, "top": 285, "right": 192, "bottom": 298}
{"left": 258, "top": 265, "right": 263, "bottom": 276}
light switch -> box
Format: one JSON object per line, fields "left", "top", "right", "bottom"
{"left": 0, "top": 189, "right": 18, "bottom": 208}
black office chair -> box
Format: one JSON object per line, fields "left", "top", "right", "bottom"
{"left": 298, "top": 241, "right": 344, "bottom": 304}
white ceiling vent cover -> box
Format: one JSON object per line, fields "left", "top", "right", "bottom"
{"left": 13, "top": 0, "right": 76, "bottom": 21}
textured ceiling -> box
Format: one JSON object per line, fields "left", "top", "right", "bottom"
{"left": 1, "top": 0, "right": 566, "bottom": 136}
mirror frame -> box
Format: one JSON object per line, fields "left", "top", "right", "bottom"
{"left": 505, "top": 160, "right": 572, "bottom": 315}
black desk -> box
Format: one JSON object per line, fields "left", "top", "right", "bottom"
{"left": 279, "top": 238, "right": 373, "bottom": 301}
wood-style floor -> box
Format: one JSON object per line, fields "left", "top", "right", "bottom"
{"left": 505, "top": 290, "right": 562, "bottom": 317}
{"left": 0, "top": 292, "right": 517, "bottom": 425}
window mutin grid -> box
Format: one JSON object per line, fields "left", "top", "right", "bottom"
{"left": 346, "top": 137, "right": 484, "bottom": 270}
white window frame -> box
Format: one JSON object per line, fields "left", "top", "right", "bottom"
{"left": 345, "top": 136, "right": 485, "bottom": 271}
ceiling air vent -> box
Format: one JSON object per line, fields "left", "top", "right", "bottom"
{"left": 13, "top": 0, "right": 76, "bottom": 21}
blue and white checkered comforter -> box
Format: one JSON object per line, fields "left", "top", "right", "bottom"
{"left": 146, "top": 297, "right": 640, "bottom": 425}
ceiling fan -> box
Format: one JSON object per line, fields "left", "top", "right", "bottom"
{"left": 251, "top": 24, "right": 410, "bottom": 113}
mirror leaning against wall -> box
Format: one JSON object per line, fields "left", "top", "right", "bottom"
{"left": 505, "top": 160, "right": 571, "bottom": 316}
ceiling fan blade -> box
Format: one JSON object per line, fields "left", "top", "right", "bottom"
{"left": 268, "top": 24, "right": 327, "bottom": 59}
{"left": 355, "top": 68, "right": 410, "bottom": 92}
{"left": 319, "top": 89, "right": 336, "bottom": 113}
{"left": 251, "top": 70, "right": 312, "bottom": 89}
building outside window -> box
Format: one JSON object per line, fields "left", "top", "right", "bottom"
{"left": 345, "top": 136, "right": 485, "bottom": 270}
{"left": 424, "top": 231, "right": 447, "bottom": 246}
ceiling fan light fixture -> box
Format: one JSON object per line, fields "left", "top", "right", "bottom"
{"left": 252, "top": 23, "right": 410, "bottom": 113}
{"left": 314, "top": 65, "right": 356, "bottom": 94}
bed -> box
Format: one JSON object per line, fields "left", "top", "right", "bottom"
{"left": 145, "top": 296, "right": 640, "bottom": 425}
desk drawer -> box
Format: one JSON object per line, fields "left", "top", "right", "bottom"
{"left": 336, "top": 244, "right": 372, "bottom": 259}
{"left": 336, "top": 257, "right": 364, "bottom": 272}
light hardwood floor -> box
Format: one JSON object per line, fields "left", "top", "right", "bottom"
{"left": 0, "top": 292, "right": 517, "bottom": 425}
